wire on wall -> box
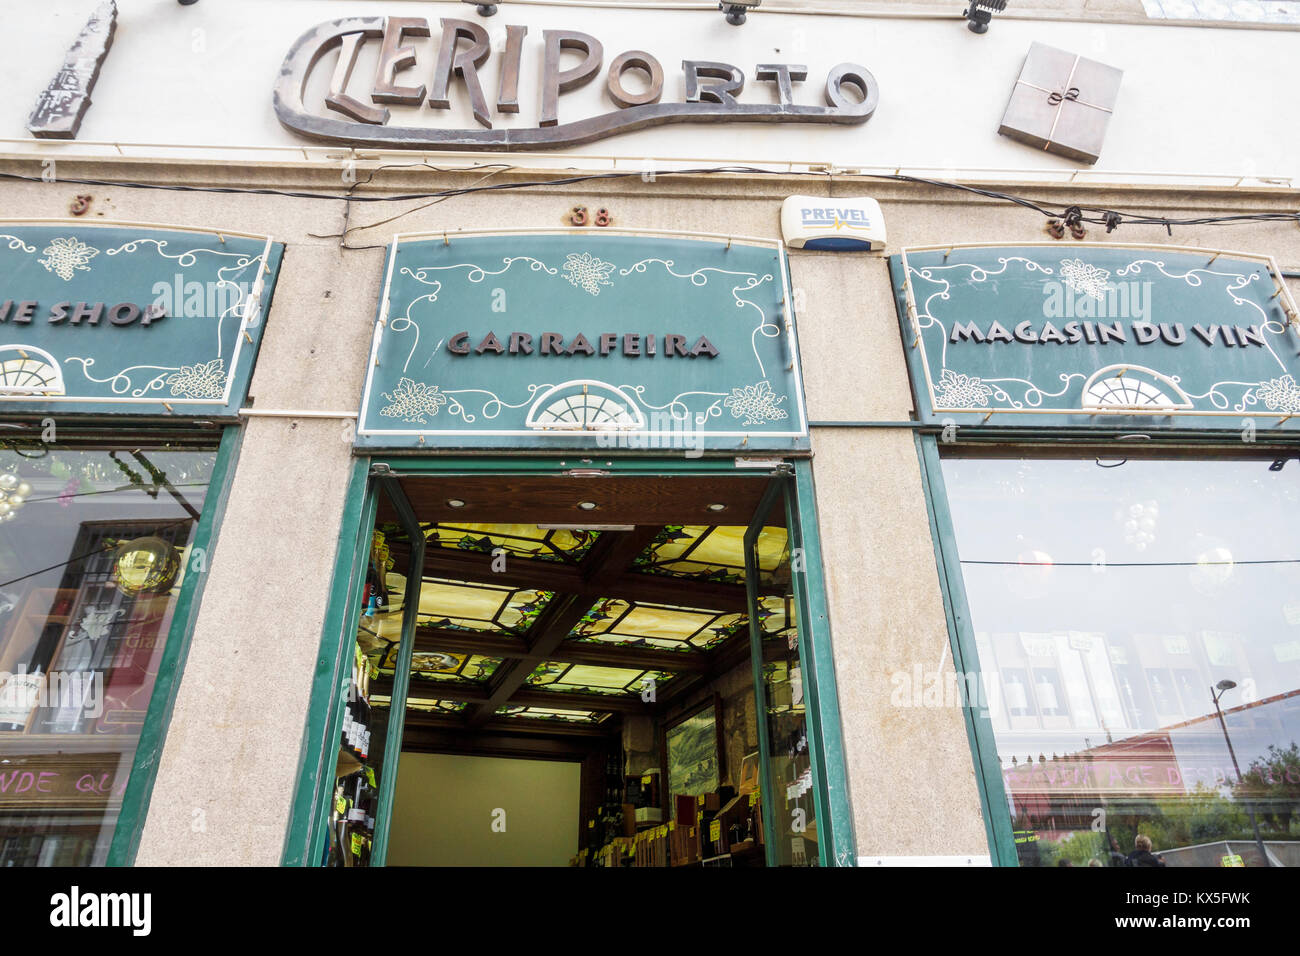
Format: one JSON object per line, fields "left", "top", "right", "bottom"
{"left": 1, "top": 165, "right": 1297, "bottom": 240}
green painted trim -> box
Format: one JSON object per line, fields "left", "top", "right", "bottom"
{"left": 293, "top": 453, "right": 849, "bottom": 867}
{"left": 808, "top": 421, "right": 924, "bottom": 429}
{"left": 107, "top": 425, "right": 243, "bottom": 866}
{"left": 376, "top": 457, "right": 772, "bottom": 476}
{"left": 789, "top": 459, "right": 857, "bottom": 866}
{"left": 369, "top": 478, "right": 425, "bottom": 867}
{"left": 913, "top": 434, "right": 1018, "bottom": 867}
{"left": 744, "top": 478, "right": 786, "bottom": 866}
{"left": 280, "top": 457, "right": 374, "bottom": 867}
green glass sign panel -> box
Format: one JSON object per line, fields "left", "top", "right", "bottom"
{"left": 892, "top": 243, "right": 1300, "bottom": 431}
{"left": 0, "top": 222, "right": 283, "bottom": 419}
{"left": 356, "top": 231, "right": 808, "bottom": 452}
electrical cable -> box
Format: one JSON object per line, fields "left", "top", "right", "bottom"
{"left": 2, "top": 166, "right": 1297, "bottom": 235}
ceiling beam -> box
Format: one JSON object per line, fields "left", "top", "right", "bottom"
{"left": 401, "top": 717, "right": 616, "bottom": 753}
{"left": 414, "top": 626, "right": 710, "bottom": 673}
{"left": 377, "top": 675, "right": 653, "bottom": 715}
{"left": 466, "top": 593, "right": 595, "bottom": 727}
{"left": 394, "top": 540, "right": 751, "bottom": 612}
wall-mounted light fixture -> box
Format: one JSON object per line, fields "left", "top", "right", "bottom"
{"left": 964, "top": 0, "right": 1007, "bottom": 34}
{"left": 720, "top": 0, "right": 760, "bottom": 26}
{"left": 462, "top": 0, "right": 499, "bottom": 15}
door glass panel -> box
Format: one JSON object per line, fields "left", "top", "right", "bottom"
{"left": 748, "top": 489, "right": 817, "bottom": 866}
{"left": 323, "top": 488, "right": 417, "bottom": 867}
{"left": 942, "top": 455, "right": 1300, "bottom": 868}
{"left": 0, "top": 442, "right": 217, "bottom": 866}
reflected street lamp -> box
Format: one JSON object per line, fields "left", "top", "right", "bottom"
{"left": 1211, "top": 680, "right": 1272, "bottom": 867}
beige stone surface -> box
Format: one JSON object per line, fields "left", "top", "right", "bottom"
{"left": 3, "top": 159, "right": 1299, "bottom": 864}
{"left": 788, "top": 253, "right": 913, "bottom": 422}
{"left": 809, "top": 426, "right": 989, "bottom": 858}
{"left": 134, "top": 416, "right": 356, "bottom": 867}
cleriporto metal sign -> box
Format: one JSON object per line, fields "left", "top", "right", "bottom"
{"left": 274, "top": 16, "right": 878, "bottom": 150}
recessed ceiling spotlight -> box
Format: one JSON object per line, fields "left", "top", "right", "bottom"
{"left": 706, "top": 503, "right": 727, "bottom": 512}
{"left": 577, "top": 501, "right": 599, "bottom": 511}
{"left": 447, "top": 498, "right": 467, "bottom": 508}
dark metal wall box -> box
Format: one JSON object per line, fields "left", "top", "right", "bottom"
{"left": 998, "top": 42, "right": 1122, "bottom": 165}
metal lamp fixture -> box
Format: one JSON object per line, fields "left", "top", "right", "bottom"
{"left": 720, "top": 0, "right": 760, "bottom": 26}
{"left": 112, "top": 536, "right": 181, "bottom": 596}
{"left": 964, "top": 0, "right": 1008, "bottom": 34}
{"left": 462, "top": 0, "right": 499, "bottom": 15}
{"left": 1211, "top": 679, "right": 1273, "bottom": 867}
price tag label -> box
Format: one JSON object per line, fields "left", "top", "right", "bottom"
{"left": 641, "top": 774, "right": 652, "bottom": 785}
{"left": 335, "top": 796, "right": 347, "bottom": 815}
{"left": 748, "top": 792, "right": 758, "bottom": 806}
{"left": 709, "top": 820, "right": 721, "bottom": 842}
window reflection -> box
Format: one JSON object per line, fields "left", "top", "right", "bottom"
{"left": 0, "top": 444, "right": 214, "bottom": 866}
{"left": 942, "top": 456, "right": 1300, "bottom": 867}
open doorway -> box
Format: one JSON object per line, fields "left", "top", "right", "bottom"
{"left": 323, "top": 470, "right": 826, "bottom": 868}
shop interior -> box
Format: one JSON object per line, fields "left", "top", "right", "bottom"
{"left": 325, "top": 473, "right": 818, "bottom": 867}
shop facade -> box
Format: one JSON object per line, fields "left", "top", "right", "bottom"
{"left": 0, "top": 0, "right": 1297, "bottom": 868}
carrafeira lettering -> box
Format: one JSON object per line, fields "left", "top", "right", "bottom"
{"left": 447, "top": 330, "right": 719, "bottom": 358}
{"left": 273, "top": 16, "right": 879, "bottom": 150}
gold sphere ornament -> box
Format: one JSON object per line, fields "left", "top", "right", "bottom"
{"left": 112, "top": 536, "right": 181, "bottom": 595}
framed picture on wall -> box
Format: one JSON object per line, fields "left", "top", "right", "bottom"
{"left": 664, "top": 696, "right": 722, "bottom": 798}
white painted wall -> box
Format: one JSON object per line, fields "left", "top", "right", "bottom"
{"left": 4, "top": 0, "right": 1297, "bottom": 181}
{"left": 386, "top": 752, "right": 581, "bottom": 866}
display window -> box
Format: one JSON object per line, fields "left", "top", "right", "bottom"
{"left": 937, "top": 450, "right": 1300, "bottom": 867}
{"left": 290, "top": 460, "right": 851, "bottom": 868}
{"left": 0, "top": 436, "right": 224, "bottom": 866}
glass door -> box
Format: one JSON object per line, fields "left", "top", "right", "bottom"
{"left": 321, "top": 475, "right": 424, "bottom": 867}
{"left": 745, "top": 473, "right": 825, "bottom": 866}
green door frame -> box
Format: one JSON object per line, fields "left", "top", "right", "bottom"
{"left": 913, "top": 433, "right": 1019, "bottom": 867}
{"left": 107, "top": 425, "right": 244, "bottom": 866}
{"left": 282, "top": 454, "right": 857, "bottom": 867}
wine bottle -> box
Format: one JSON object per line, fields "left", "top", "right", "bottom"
{"left": 0, "top": 623, "right": 64, "bottom": 732}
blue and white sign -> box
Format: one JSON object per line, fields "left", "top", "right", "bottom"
{"left": 781, "top": 195, "right": 886, "bottom": 251}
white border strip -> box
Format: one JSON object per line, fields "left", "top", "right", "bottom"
{"left": 859, "top": 855, "right": 993, "bottom": 867}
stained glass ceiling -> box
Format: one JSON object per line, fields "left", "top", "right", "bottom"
{"left": 569, "top": 599, "right": 747, "bottom": 652}
{"left": 633, "top": 524, "right": 788, "bottom": 582}
{"left": 375, "top": 518, "right": 785, "bottom": 729}
{"left": 526, "top": 661, "right": 677, "bottom": 696}
{"left": 418, "top": 578, "right": 552, "bottom": 635}
{"left": 496, "top": 705, "right": 611, "bottom": 724}
{"left": 425, "top": 523, "right": 600, "bottom": 563}
{"left": 378, "top": 649, "right": 504, "bottom": 683}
